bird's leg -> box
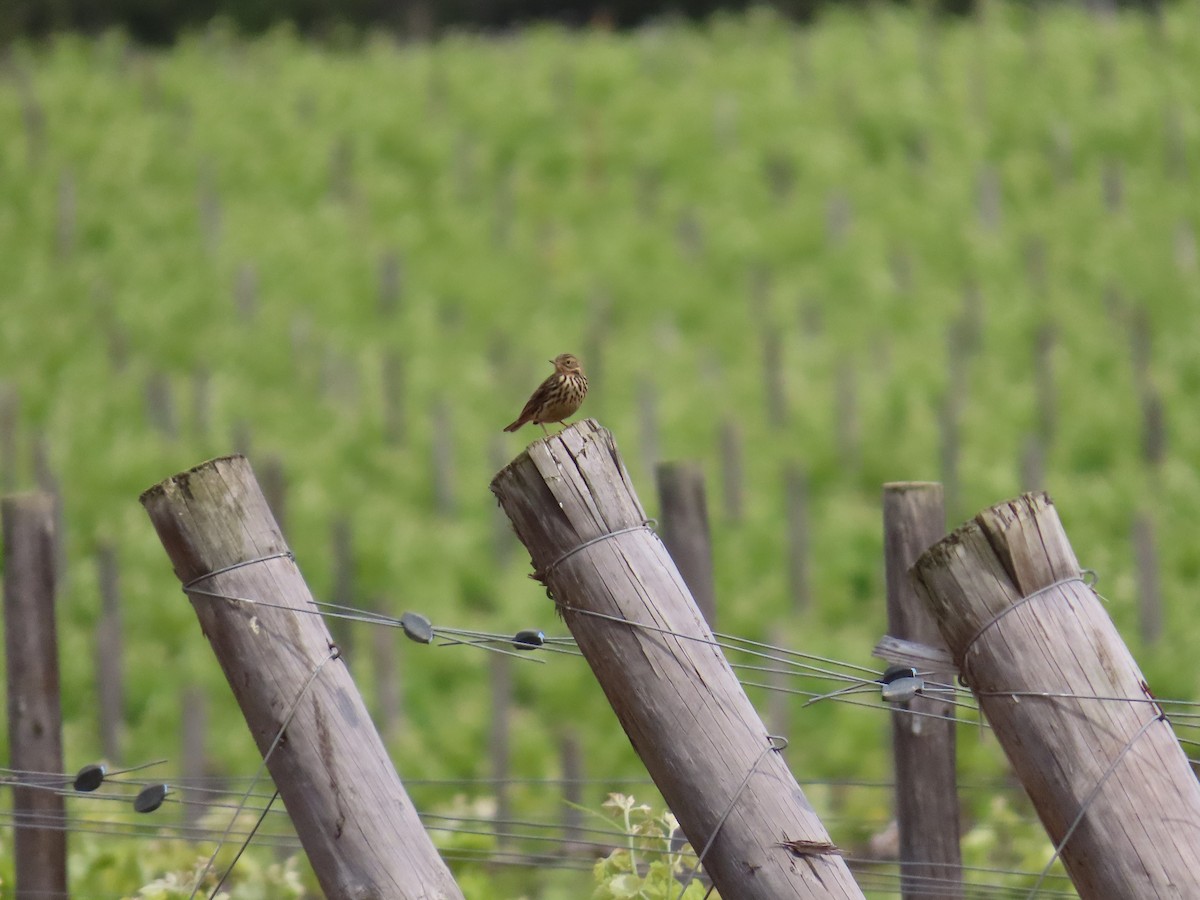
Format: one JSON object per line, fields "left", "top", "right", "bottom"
{"left": 539, "top": 423, "right": 550, "bottom": 435}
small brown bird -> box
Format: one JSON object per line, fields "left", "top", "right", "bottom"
{"left": 503, "top": 353, "right": 588, "bottom": 435}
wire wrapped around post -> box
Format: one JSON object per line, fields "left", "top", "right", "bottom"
{"left": 912, "top": 491, "right": 1200, "bottom": 898}
{"left": 141, "top": 455, "right": 464, "bottom": 900}
{"left": 491, "top": 419, "right": 865, "bottom": 900}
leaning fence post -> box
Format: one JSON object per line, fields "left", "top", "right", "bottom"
{"left": 3, "top": 493, "right": 68, "bottom": 898}
{"left": 912, "top": 492, "right": 1200, "bottom": 897}
{"left": 881, "top": 483, "right": 961, "bottom": 899}
{"left": 140, "top": 455, "right": 463, "bottom": 899}
{"left": 492, "top": 420, "right": 864, "bottom": 899}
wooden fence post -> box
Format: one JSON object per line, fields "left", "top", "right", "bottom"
{"left": 912, "top": 492, "right": 1200, "bottom": 897}
{"left": 141, "top": 456, "right": 463, "bottom": 899}
{"left": 3, "top": 493, "right": 68, "bottom": 898}
{"left": 882, "top": 483, "right": 961, "bottom": 899}
{"left": 491, "top": 421, "right": 864, "bottom": 899}
{"left": 655, "top": 461, "right": 716, "bottom": 627}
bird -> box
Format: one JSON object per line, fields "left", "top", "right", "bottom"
{"left": 503, "top": 353, "right": 588, "bottom": 435}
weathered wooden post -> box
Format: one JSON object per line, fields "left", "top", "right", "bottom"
{"left": 912, "top": 492, "right": 1200, "bottom": 897}
{"left": 492, "top": 421, "right": 864, "bottom": 899}
{"left": 3, "top": 493, "right": 68, "bottom": 898}
{"left": 141, "top": 456, "right": 463, "bottom": 899}
{"left": 655, "top": 461, "right": 716, "bottom": 627}
{"left": 882, "top": 483, "right": 961, "bottom": 899}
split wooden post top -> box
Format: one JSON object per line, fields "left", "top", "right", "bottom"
{"left": 912, "top": 491, "right": 1200, "bottom": 898}
{"left": 493, "top": 420, "right": 864, "bottom": 900}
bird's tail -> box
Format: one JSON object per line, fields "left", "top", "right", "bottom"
{"left": 502, "top": 420, "right": 522, "bottom": 432}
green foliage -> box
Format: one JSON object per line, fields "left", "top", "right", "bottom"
{"left": 51, "top": 803, "right": 315, "bottom": 897}
{"left": 961, "top": 795, "right": 1068, "bottom": 892}
{"left": 590, "top": 794, "right": 714, "bottom": 900}
{"left": 1, "top": 4, "right": 1198, "bottom": 894}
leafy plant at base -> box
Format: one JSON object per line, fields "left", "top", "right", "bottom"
{"left": 591, "top": 793, "right": 716, "bottom": 900}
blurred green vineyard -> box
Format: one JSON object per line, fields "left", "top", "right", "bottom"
{"left": 1, "top": 3, "right": 1199, "bottom": 894}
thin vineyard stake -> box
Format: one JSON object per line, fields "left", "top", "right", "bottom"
{"left": 766, "top": 623, "right": 792, "bottom": 744}
{"left": 258, "top": 454, "right": 288, "bottom": 537}
{"left": 1034, "top": 322, "right": 1057, "bottom": 444}
{"left": 1, "top": 384, "right": 19, "bottom": 492}
{"left": 639, "top": 379, "right": 660, "bottom": 479}
{"left": 912, "top": 492, "right": 1200, "bottom": 897}
{"left": 95, "top": 541, "right": 126, "bottom": 763}
{"left": 192, "top": 367, "right": 211, "bottom": 441}
{"left": 329, "top": 516, "right": 356, "bottom": 666}
{"left": 31, "top": 433, "right": 67, "bottom": 581}
{"left": 56, "top": 170, "right": 76, "bottom": 257}
{"left": 762, "top": 328, "right": 787, "bottom": 427}
{"left": 834, "top": 363, "right": 859, "bottom": 475}
{"left": 559, "top": 730, "right": 586, "bottom": 853}
{"left": 491, "top": 420, "right": 865, "bottom": 899}
{"left": 145, "top": 370, "right": 178, "bottom": 439}
{"left": 1019, "top": 433, "right": 1045, "bottom": 493}
{"left": 3, "top": 493, "right": 68, "bottom": 898}
{"left": 1132, "top": 511, "right": 1162, "bottom": 646}
{"left": 490, "top": 654, "right": 513, "bottom": 855}
{"left": 881, "top": 483, "right": 961, "bottom": 899}
{"left": 180, "top": 684, "right": 209, "bottom": 831}
{"left": 377, "top": 249, "right": 403, "bottom": 317}
{"left": 784, "top": 463, "right": 810, "bottom": 613}
{"left": 718, "top": 418, "right": 744, "bottom": 524}
{"left": 140, "top": 456, "right": 464, "bottom": 899}
{"left": 656, "top": 461, "right": 717, "bottom": 628}
{"left": 382, "top": 350, "right": 406, "bottom": 447}
{"left": 372, "top": 600, "right": 403, "bottom": 741}
{"left": 431, "top": 398, "right": 456, "bottom": 515}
